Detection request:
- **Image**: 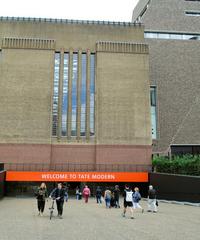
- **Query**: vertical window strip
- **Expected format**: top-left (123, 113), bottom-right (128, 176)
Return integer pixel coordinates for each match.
top-left (81, 53), bottom-right (87, 136)
top-left (71, 53), bottom-right (78, 136)
top-left (52, 52), bottom-right (60, 136)
top-left (150, 87), bottom-right (157, 139)
top-left (90, 54), bottom-right (95, 136)
top-left (61, 53), bottom-right (69, 136)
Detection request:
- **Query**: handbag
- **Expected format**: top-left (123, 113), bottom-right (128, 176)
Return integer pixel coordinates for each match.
top-left (156, 200), bottom-right (158, 206)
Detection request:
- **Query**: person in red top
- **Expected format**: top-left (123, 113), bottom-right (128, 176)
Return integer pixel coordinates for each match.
top-left (82, 185), bottom-right (91, 203)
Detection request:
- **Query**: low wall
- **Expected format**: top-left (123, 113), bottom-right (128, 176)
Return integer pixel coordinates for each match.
top-left (149, 173), bottom-right (200, 203)
top-left (0, 170), bottom-right (6, 198)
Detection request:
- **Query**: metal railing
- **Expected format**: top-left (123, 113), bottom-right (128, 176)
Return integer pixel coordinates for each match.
top-left (0, 16), bottom-right (142, 27)
top-left (4, 163), bottom-right (152, 172)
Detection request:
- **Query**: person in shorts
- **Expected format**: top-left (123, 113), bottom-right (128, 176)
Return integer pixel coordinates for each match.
top-left (122, 185), bottom-right (134, 219)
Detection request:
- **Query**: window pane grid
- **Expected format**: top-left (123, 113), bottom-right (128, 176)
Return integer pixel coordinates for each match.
top-left (61, 53), bottom-right (69, 136)
top-left (145, 31), bottom-right (200, 41)
top-left (52, 52), bottom-right (95, 138)
top-left (52, 52), bottom-right (60, 136)
top-left (150, 87), bottom-right (157, 139)
top-left (71, 53), bottom-right (78, 136)
top-left (90, 54), bottom-right (95, 136)
top-left (81, 53), bottom-right (87, 136)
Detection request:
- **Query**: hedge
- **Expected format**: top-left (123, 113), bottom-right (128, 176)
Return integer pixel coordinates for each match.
top-left (152, 154), bottom-right (200, 176)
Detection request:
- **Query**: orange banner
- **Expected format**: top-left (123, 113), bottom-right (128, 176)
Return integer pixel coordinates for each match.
top-left (6, 171), bottom-right (148, 182)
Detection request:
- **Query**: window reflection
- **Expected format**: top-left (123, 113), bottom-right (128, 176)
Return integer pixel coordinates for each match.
top-left (71, 53), bottom-right (78, 136)
top-left (150, 87), bottom-right (157, 139)
top-left (62, 53), bottom-right (69, 136)
top-left (90, 54), bottom-right (95, 136)
top-left (81, 53), bottom-right (87, 136)
top-left (145, 31), bottom-right (200, 41)
top-left (52, 52), bottom-right (60, 136)
top-left (52, 52), bottom-right (95, 138)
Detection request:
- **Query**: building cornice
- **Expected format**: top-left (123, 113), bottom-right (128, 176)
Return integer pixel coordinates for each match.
top-left (0, 16), bottom-right (143, 27)
top-left (2, 37), bottom-right (55, 50)
top-left (96, 41), bottom-right (149, 54)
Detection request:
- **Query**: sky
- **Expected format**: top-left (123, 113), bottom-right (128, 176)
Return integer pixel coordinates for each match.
top-left (0, 0), bottom-right (139, 22)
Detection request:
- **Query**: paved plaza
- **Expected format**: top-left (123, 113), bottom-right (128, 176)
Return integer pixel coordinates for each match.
top-left (0, 197), bottom-right (199, 240)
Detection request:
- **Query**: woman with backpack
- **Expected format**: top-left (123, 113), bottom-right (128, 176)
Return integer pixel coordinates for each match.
top-left (133, 187), bottom-right (144, 213)
top-left (36, 182), bottom-right (48, 216)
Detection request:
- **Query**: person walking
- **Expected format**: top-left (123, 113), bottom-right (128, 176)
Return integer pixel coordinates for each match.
top-left (63, 183), bottom-right (69, 202)
top-left (76, 186), bottom-right (80, 200)
top-left (96, 186), bottom-right (102, 204)
top-left (147, 185), bottom-right (157, 213)
top-left (122, 185), bottom-right (134, 219)
top-left (36, 182), bottom-right (48, 216)
top-left (104, 188), bottom-right (112, 208)
top-left (133, 187), bottom-right (144, 213)
top-left (82, 185), bottom-right (91, 203)
top-left (50, 183), bottom-right (65, 219)
top-left (113, 185), bottom-right (120, 208)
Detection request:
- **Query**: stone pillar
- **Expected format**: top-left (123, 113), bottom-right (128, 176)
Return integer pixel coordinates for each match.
top-left (67, 50), bottom-right (73, 140)
top-left (77, 50), bottom-right (82, 140)
top-left (86, 50), bottom-right (91, 141)
top-left (57, 50), bottom-right (64, 139)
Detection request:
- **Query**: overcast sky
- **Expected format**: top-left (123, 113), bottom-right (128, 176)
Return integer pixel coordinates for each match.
top-left (0, 0), bottom-right (139, 22)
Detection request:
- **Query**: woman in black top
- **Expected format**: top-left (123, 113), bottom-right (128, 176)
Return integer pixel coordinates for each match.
top-left (50, 183), bottom-right (65, 219)
top-left (36, 182), bottom-right (48, 216)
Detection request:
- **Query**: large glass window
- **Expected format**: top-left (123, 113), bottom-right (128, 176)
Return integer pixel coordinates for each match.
top-left (52, 52), bottom-right (60, 136)
top-left (185, 11), bottom-right (200, 16)
top-left (90, 54), bottom-right (95, 136)
top-left (150, 87), bottom-right (157, 139)
top-left (71, 53), bottom-right (78, 136)
top-left (62, 53), bottom-right (69, 136)
top-left (81, 53), bottom-right (87, 136)
top-left (145, 31), bottom-right (200, 41)
top-left (52, 51), bottom-right (95, 138)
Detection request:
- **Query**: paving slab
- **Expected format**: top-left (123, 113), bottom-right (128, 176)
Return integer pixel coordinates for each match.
top-left (0, 197), bottom-right (199, 240)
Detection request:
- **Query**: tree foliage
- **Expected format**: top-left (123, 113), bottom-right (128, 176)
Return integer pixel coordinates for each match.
top-left (152, 154), bottom-right (200, 176)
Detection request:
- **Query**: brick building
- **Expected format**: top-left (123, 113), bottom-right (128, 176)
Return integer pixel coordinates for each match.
top-left (132, 0), bottom-right (200, 156)
top-left (0, 17), bottom-right (151, 182)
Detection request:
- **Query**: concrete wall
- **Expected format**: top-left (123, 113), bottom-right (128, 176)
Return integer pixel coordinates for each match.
top-left (132, 0), bottom-right (200, 32)
top-left (148, 39), bottom-right (200, 153)
top-left (150, 172), bottom-right (200, 203)
top-left (132, 0), bottom-right (200, 154)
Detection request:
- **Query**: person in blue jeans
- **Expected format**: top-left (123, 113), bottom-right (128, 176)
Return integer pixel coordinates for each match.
top-left (104, 188), bottom-right (112, 208)
top-left (96, 186), bottom-right (102, 204)
top-left (133, 187), bottom-right (144, 213)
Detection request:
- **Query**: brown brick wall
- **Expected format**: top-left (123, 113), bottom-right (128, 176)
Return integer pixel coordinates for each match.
top-left (96, 145), bottom-right (152, 165)
top-left (0, 143), bottom-right (151, 168)
top-left (0, 144), bottom-right (51, 163)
